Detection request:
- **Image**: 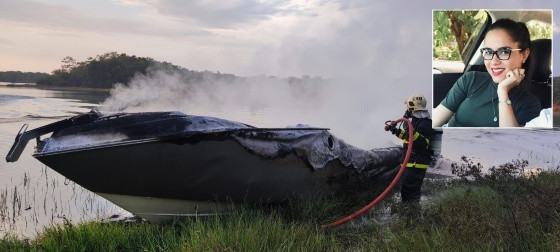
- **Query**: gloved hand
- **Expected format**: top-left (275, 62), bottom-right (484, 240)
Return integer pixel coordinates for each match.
top-left (384, 123), bottom-right (397, 134)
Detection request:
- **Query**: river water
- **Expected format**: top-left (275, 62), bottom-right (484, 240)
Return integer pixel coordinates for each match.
top-left (1, 83), bottom-right (559, 238)
top-left (0, 84), bottom-right (128, 239)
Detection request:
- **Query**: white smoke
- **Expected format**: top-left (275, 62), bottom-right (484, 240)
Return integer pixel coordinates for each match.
top-left (101, 65), bottom-right (405, 149)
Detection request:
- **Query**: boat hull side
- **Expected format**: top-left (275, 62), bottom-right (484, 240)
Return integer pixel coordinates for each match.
top-left (35, 139), bottom-right (362, 203)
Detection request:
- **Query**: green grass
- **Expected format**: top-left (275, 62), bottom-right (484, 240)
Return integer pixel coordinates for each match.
top-left (33, 211), bottom-right (339, 251)
top-left (2, 167), bottom-right (559, 251)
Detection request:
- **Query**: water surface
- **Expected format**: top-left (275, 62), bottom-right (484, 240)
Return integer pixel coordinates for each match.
top-left (0, 84), bottom-right (128, 238)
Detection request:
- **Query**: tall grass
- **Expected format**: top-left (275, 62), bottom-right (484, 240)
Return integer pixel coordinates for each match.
top-left (19, 209), bottom-right (339, 251)
top-left (332, 166), bottom-right (560, 251)
top-left (1, 162), bottom-right (559, 251)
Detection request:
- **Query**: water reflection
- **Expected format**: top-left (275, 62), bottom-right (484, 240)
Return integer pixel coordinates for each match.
top-left (0, 83), bottom-right (110, 105)
top-left (38, 87), bottom-right (110, 105)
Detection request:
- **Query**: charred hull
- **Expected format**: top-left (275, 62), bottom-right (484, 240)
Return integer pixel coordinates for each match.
top-left (36, 139), bottom-right (360, 202)
top-left (6, 110), bottom-right (402, 221)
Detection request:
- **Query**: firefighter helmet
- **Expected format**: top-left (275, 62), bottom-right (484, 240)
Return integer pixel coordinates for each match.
top-left (405, 94), bottom-right (427, 111)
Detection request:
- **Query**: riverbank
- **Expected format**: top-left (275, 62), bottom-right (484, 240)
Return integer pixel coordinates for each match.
top-left (2, 162), bottom-right (559, 251)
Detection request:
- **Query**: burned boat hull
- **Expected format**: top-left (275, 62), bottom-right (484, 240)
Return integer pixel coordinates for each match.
top-left (36, 140), bottom-right (356, 221)
top-left (35, 138), bottom-right (360, 203)
top-left (7, 110), bottom-right (402, 221)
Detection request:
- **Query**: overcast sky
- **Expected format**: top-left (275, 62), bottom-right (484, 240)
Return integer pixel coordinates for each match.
top-left (0, 0), bottom-right (557, 78)
top-left (0, 0), bottom-right (557, 148)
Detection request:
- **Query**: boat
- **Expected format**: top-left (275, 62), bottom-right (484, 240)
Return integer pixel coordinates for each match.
top-left (6, 109), bottom-right (403, 222)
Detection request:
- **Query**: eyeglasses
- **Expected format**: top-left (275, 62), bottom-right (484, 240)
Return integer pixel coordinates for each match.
top-left (480, 47), bottom-right (522, 60)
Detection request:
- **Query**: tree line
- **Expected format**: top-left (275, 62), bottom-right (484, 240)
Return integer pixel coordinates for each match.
top-left (37, 52), bottom-right (159, 88)
top-left (1, 52), bottom-right (323, 90)
top-left (0, 71), bottom-right (49, 83)
top-left (30, 52), bottom-right (236, 88)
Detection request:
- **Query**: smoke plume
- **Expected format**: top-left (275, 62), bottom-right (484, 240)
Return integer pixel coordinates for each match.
top-left (101, 65), bottom-right (404, 149)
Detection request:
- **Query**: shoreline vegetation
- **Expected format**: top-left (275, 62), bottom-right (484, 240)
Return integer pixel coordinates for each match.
top-left (1, 159), bottom-right (559, 251)
top-left (36, 52), bottom-right (237, 89)
top-left (1, 52), bottom-right (239, 89)
top-left (0, 52), bottom-right (321, 91)
top-left (0, 72), bottom-right (48, 84)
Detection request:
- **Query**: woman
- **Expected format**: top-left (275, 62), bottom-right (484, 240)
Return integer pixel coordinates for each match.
top-left (433, 18), bottom-right (541, 127)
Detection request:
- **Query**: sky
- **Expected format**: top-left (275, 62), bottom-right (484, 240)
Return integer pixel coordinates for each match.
top-left (0, 1), bottom-right (558, 148)
top-left (0, 0), bottom-right (557, 78)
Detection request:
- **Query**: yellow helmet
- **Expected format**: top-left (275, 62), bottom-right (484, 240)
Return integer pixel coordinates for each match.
top-left (405, 93), bottom-right (427, 111)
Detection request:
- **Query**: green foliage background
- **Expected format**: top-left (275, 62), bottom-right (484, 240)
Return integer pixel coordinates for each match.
top-left (433, 10), bottom-right (552, 62)
top-left (433, 10), bottom-right (486, 61)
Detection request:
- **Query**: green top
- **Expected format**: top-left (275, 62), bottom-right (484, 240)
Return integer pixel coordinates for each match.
top-left (441, 71), bottom-right (541, 127)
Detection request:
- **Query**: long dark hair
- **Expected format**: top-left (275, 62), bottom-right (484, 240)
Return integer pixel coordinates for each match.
top-left (486, 18), bottom-right (532, 88)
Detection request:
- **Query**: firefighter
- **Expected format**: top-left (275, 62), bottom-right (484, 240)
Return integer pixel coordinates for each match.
top-left (388, 94), bottom-right (434, 203)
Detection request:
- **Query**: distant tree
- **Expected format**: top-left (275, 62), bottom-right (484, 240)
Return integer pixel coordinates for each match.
top-left (0, 71), bottom-right (49, 83)
top-left (38, 52), bottom-right (156, 88)
top-left (36, 52), bottom-right (242, 89)
top-left (61, 56), bottom-right (77, 72)
top-left (36, 51), bottom-right (321, 89)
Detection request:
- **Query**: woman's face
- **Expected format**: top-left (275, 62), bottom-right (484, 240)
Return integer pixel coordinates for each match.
top-left (483, 29), bottom-right (529, 84)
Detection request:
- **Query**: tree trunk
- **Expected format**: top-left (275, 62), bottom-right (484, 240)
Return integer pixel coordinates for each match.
top-left (447, 11), bottom-right (466, 61)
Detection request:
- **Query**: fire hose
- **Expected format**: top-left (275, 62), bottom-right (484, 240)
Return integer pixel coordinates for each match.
top-left (321, 117), bottom-right (414, 229)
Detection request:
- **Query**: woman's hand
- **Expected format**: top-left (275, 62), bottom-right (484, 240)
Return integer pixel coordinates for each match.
top-left (497, 68), bottom-right (525, 93)
top-left (496, 68), bottom-right (524, 127)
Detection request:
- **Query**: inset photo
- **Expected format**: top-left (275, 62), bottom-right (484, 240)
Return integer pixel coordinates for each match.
top-left (432, 10), bottom-right (553, 128)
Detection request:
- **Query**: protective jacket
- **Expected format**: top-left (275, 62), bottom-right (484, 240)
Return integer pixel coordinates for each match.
top-left (395, 117), bottom-right (434, 167)
top-left (393, 116), bottom-right (434, 202)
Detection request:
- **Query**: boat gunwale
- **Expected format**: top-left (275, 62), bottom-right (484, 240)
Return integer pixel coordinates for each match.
top-left (33, 127), bottom-right (331, 157)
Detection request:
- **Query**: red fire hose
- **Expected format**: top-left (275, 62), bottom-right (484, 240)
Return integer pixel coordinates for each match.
top-left (321, 117), bottom-right (414, 229)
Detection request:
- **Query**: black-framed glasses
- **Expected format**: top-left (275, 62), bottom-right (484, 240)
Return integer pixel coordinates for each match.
top-left (480, 47), bottom-right (522, 60)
